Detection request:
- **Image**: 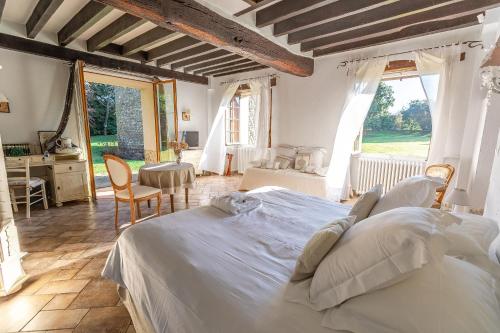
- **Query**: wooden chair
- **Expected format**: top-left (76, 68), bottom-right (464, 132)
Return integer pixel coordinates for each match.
top-left (7, 159), bottom-right (48, 219)
top-left (103, 155), bottom-right (162, 227)
top-left (425, 163), bottom-right (455, 208)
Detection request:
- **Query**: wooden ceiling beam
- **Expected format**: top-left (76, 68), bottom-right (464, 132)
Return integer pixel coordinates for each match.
top-left (156, 44), bottom-right (217, 67)
top-left (183, 54), bottom-right (242, 72)
top-left (26, 0), bottom-right (64, 39)
top-left (99, 43), bottom-right (148, 62)
top-left (301, 0), bottom-right (500, 52)
top-left (0, 32), bottom-right (207, 84)
top-left (274, 0), bottom-right (384, 36)
top-left (169, 49), bottom-right (231, 70)
top-left (58, 1), bottom-right (113, 46)
top-left (87, 13), bottom-right (145, 52)
top-left (203, 62), bottom-right (261, 76)
top-left (147, 35), bottom-right (201, 61)
top-left (93, 0), bottom-right (314, 77)
top-left (195, 59), bottom-right (253, 75)
top-left (198, 59), bottom-right (260, 76)
top-left (213, 65), bottom-right (268, 77)
top-left (256, 0), bottom-right (328, 27)
top-left (122, 26), bottom-right (175, 56)
top-left (288, 0), bottom-right (454, 45)
top-left (314, 14), bottom-right (480, 57)
top-left (235, 0), bottom-right (279, 18)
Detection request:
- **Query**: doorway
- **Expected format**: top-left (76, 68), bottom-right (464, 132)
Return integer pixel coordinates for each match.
top-left (83, 72), bottom-right (159, 194)
top-left (154, 79), bottom-right (179, 162)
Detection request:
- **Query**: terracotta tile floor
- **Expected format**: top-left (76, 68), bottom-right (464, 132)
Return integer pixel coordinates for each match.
top-left (1, 175), bottom-right (242, 333)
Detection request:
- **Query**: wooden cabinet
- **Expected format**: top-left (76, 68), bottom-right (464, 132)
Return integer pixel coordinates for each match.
top-left (50, 160), bottom-right (90, 207)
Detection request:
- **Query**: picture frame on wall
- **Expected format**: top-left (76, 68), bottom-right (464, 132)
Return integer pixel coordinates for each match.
top-left (182, 111), bottom-right (191, 121)
top-left (0, 101), bottom-right (9, 113)
top-left (38, 131), bottom-right (57, 152)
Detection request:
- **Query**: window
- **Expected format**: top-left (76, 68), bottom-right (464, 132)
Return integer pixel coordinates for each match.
top-left (225, 88), bottom-right (257, 146)
top-left (360, 73), bottom-right (432, 160)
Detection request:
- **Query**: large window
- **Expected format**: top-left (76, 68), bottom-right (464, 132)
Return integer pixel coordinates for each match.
top-left (359, 74), bottom-right (432, 159)
top-left (225, 88), bottom-right (257, 146)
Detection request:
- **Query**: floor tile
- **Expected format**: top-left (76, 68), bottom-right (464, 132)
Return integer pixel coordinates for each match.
top-left (43, 293), bottom-right (78, 310)
top-left (0, 295), bottom-right (53, 332)
top-left (70, 279), bottom-right (119, 309)
top-left (22, 309), bottom-right (89, 331)
top-left (74, 306), bottom-right (130, 333)
top-left (36, 279), bottom-right (90, 295)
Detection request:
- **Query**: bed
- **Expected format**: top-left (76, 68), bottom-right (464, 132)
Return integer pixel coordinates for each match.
top-left (103, 187), bottom-right (350, 333)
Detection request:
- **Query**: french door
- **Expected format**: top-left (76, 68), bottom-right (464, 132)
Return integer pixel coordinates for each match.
top-left (154, 80), bottom-right (178, 162)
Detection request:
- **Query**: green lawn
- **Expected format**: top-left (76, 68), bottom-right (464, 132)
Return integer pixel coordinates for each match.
top-left (91, 135), bottom-right (145, 175)
top-left (361, 131), bottom-right (431, 159)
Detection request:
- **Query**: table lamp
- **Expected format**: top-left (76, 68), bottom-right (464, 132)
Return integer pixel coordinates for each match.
top-left (448, 188), bottom-right (470, 213)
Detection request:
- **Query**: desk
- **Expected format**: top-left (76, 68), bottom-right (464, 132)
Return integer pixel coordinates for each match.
top-left (5, 155), bottom-right (90, 207)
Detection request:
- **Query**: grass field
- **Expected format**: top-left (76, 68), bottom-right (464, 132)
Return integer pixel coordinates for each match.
top-left (90, 135), bottom-right (145, 175)
top-left (362, 131), bottom-right (431, 159)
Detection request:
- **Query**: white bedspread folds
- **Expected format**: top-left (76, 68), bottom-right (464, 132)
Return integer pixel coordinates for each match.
top-left (103, 187), bottom-right (350, 333)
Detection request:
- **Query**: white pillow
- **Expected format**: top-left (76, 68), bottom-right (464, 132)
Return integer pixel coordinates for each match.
top-left (369, 175), bottom-right (444, 216)
top-left (297, 147), bottom-right (326, 169)
top-left (323, 256), bottom-right (500, 333)
top-left (349, 185), bottom-right (382, 223)
top-left (303, 207), bottom-right (449, 310)
top-left (275, 144), bottom-right (297, 159)
top-left (291, 216), bottom-right (355, 282)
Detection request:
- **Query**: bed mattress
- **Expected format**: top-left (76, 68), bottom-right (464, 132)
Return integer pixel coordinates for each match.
top-left (103, 187), bottom-right (350, 333)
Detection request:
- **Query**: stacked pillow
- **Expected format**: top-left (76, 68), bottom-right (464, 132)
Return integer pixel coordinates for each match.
top-left (250, 145), bottom-right (327, 173)
top-left (287, 206), bottom-right (500, 333)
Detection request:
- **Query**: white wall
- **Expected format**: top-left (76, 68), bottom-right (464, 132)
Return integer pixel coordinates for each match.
top-left (176, 80), bottom-right (208, 147)
top-left (0, 48), bottom-right (76, 149)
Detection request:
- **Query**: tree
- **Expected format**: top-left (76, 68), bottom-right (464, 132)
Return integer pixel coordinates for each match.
top-left (401, 100), bottom-right (432, 132)
top-left (364, 82), bottom-right (397, 131)
top-left (85, 82), bottom-right (117, 136)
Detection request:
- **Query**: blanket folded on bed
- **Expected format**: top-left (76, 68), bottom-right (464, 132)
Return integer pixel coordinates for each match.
top-left (211, 192), bottom-right (262, 215)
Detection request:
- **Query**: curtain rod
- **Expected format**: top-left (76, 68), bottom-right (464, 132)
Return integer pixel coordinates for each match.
top-left (337, 40), bottom-right (483, 68)
top-left (219, 73), bottom-right (279, 86)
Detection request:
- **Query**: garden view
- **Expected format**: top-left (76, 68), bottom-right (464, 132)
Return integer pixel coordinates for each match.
top-left (362, 79), bottom-right (432, 159)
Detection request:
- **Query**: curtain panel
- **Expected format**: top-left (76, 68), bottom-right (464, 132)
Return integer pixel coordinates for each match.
top-left (200, 82), bottom-right (239, 175)
top-left (326, 58), bottom-right (388, 201)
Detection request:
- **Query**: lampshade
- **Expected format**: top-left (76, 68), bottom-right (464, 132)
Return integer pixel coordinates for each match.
top-left (447, 188), bottom-right (470, 206)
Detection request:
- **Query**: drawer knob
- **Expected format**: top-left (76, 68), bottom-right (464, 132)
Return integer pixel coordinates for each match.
top-left (57, 186), bottom-right (61, 190)
top-left (69, 166), bottom-right (72, 170)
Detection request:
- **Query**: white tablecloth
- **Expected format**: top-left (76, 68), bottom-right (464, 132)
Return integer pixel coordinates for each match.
top-left (138, 162), bottom-right (195, 194)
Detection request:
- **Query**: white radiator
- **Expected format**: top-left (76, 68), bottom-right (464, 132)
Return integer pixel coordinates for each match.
top-left (236, 146), bottom-right (257, 174)
top-left (356, 155), bottom-right (426, 195)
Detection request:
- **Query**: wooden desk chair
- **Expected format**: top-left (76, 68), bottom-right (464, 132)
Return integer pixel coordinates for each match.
top-left (7, 159), bottom-right (48, 219)
top-left (103, 155), bottom-right (162, 227)
top-left (425, 163), bottom-right (455, 208)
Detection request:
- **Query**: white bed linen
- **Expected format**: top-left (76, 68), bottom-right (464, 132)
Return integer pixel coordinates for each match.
top-left (102, 187), bottom-right (350, 333)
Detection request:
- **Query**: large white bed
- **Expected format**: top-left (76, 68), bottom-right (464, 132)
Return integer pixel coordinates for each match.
top-left (103, 188), bottom-right (351, 333)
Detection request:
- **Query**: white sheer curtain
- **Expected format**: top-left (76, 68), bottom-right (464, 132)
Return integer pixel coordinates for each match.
top-left (326, 57), bottom-right (388, 201)
top-left (414, 49), bottom-right (459, 164)
top-left (249, 78), bottom-right (271, 159)
top-left (199, 82), bottom-right (239, 175)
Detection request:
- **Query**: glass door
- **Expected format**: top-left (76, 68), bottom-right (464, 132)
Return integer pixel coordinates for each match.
top-left (154, 80), bottom-right (178, 162)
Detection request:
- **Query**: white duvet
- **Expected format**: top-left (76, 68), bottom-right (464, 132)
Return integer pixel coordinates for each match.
top-left (102, 187), bottom-right (350, 333)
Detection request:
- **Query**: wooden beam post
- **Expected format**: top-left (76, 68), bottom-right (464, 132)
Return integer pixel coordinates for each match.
top-left (26, 0), bottom-right (64, 39)
top-left (93, 0), bottom-right (314, 76)
top-left (256, 0), bottom-right (328, 27)
top-left (58, 2), bottom-right (113, 46)
top-left (0, 33), bottom-right (208, 85)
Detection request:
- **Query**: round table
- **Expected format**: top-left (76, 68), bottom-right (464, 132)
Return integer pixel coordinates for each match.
top-left (138, 162), bottom-right (196, 212)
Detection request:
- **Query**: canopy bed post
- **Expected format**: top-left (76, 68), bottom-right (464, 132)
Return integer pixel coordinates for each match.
top-left (0, 134), bottom-right (27, 296)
